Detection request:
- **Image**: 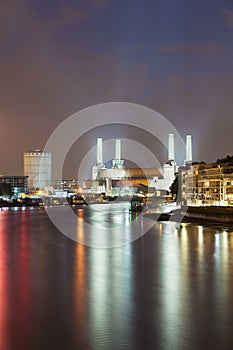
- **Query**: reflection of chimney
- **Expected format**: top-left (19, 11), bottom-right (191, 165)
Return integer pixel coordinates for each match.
top-left (97, 138), bottom-right (103, 164)
top-left (115, 139), bottom-right (121, 160)
top-left (185, 135), bottom-right (192, 164)
top-left (168, 133), bottom-right (175, 161)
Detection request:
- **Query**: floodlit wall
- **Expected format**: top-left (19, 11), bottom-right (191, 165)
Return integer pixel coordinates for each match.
top-left (24, 152), bottom-right (52, 189)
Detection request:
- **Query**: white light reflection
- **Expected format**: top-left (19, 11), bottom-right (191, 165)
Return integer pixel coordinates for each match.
top-left (213, 228), bottom-right (231, 332)
top-left (215, 232), bottom-right (220, 248)
top-left (220, 230), bottom-right (229, 271)
top-left (222, 230), bottom-right (228, 248)
top-left (74, 206), bottom-right (153, 248)
top-left (180, 224), bottom-right (189, 266)
top-left (197, 225), bottom-right (204, 263)
top-left (88, 246), bottom-right (132, 348)
top-left (214, 230), bottom-right (229, 261)
top-left (160, 222), bottom-right (187, 347)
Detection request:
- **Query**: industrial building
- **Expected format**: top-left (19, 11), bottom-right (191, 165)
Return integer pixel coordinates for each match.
top-left (84, 134), bottom-right (193, 196)
top-left (24, 151), bottom-right (52, 190)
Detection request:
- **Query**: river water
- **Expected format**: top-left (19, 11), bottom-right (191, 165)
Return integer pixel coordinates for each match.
top-left (1, 206), bottom-right (233, 350)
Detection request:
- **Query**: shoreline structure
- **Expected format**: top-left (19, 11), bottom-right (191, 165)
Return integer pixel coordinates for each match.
top-left (1, 198), bottom-right (233, 226)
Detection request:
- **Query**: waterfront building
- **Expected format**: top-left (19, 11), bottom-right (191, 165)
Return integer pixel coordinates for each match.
top-left (180, 163), bottom-right (233, 206)
top-left (0, 175), bottom-right (28, 197)
top-left (52, 179), bottom-right (79, 191)
top-left (24, 151), bottom-right (52, 190)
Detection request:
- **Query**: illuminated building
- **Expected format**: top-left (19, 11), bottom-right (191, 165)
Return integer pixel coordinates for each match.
top-left (86, 134), bottom-right (191, 195)
top-left (180, 163), bottom-right (233, 206)
top-left (0, 175), bottom-right (28, 197)
top-left (24, 151), bottom-right (52, 190)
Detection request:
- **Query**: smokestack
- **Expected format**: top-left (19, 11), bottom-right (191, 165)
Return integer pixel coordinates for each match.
top-left (112, 139), bottom-right (124, 169)
top-left (97, 138), bottom-right (103, 164)
top-left (168, 133), bottom-right (175, 161)
top-left (115, 139), bottom-right (121, 160)
top-left (185, 135), bottom-right (192, 164)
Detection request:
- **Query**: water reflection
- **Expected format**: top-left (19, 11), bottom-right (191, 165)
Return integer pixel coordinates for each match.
top-left (157, 221), bottom-right (233, 349)
top-left (79, 206), bottom-right (136, 247)
top-left (46, 205), bottom-right (153, 248)
top-left (74, 241), bottom-right (87, 346)
top-left (88, 245), bottom-right (133, 349)
top-left (0, 210), bottom-right (33, 349)
top-left (0, 211), bottom-right (9, 350)
top-left (197, 225), bottom-right (204, 262)
top-left (15, 212), bottom-right (31, 350)
top-left (1, 208), bottom-right (233, 349)
top-left (158, 222), bottom-right (189, 347)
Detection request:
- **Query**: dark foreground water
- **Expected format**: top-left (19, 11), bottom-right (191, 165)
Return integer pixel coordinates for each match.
top-left (1, 207), bottom-right (233, 350)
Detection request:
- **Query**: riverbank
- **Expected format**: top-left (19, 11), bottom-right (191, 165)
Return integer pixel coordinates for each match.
top-left (1, 199), bottom-right (233, 227)
top-left (0, 198), bottom-right (42, 208)
top-left (143, 205), bottom-right (233, 226)
top-left (182, 206), bottom-right (233, 224)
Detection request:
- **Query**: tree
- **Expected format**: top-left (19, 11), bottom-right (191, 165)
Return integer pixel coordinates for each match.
top-left (0, 183), bottom-right (13, 197)
top-left (169, 173), bottom-right (181, 203)
top-left (192, 161), bottom-right (206, 165)
top-left (217, 155), bottom-right (233, 165)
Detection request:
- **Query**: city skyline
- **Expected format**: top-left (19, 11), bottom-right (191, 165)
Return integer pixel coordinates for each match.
top-left (0, 0), bottom-right (232, 177)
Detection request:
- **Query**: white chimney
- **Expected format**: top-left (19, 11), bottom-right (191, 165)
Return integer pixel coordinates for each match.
top-left (185, 135), bottom-right (192, 164)
top-left (97, 138), bottom-right (103, 164)
top-left (115, 139), bottom-right (121, 160)
top-left (168, 133), bottom-right (175, 161)
top-left (112, 139), bottom-right (124, 169)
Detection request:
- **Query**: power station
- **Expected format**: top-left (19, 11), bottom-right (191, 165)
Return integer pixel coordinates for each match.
top-left (88, 134), bottom-right (193, 195)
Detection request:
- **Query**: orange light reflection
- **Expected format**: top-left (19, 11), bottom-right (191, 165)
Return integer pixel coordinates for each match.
top-left (74, 209), bottom-right (86, 339)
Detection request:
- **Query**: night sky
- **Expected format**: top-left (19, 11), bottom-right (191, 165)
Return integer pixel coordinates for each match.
top-left (0, 0), bottom-right (232, 178)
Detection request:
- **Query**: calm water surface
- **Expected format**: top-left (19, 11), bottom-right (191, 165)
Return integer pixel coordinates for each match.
top-left (1, 207), bottom-right (233, 350)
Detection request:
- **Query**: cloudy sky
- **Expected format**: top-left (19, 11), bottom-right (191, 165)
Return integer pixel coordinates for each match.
top-left (0, 0), bottom-right (232, 177)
